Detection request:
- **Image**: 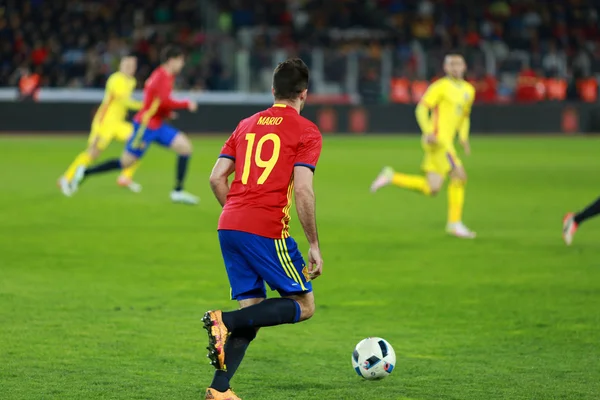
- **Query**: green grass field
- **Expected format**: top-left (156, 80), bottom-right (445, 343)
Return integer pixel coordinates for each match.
top-left (1, 135), bottom-right (599, 400)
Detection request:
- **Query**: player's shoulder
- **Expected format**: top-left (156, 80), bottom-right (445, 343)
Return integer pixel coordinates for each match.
top-left (293, 113), bottom-right (320, 136)
top-left (106, 72), bottom-right (121, 84)
top-left (427, 78), bottom-right (446, 91)
top-left (147, 67), bottom-right (166, 83)
top-left (463, 80), bottom-right (476, 94)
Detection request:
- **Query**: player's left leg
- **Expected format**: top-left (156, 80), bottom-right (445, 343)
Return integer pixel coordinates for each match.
top-left (165, 131), bottom-right (199, 204)
top-left (59, 131), bottom-right (108, 196)
top-left (207, 297), bottom-right (261, 400)
top-left (563, 196), bottom-right (600, 245)
top-left (204, 233), bottom-right (313, 394)
top-left (71, 122), bottom-right (150, 193)
top-left (446, 152), bottom-right (476, 238)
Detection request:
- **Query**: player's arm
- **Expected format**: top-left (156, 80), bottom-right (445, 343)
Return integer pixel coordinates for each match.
top-left (415, 82), bottom-right (442, 144)
top-left (124, 97), bottom-right (143, 111)
top-left (209, 132), bottom-right (237, 207)
top-left (295, 167), bottom-right (319, 246)
top-left (210, 158), bottom-right (235, 207)
top-left (294, 126), bottom-right (323, 279)
top-left (458, 87), bottom-right (475, 155)
top-left (156, 80), bottom-right (196, 112)
top-left (110, 77), bottom-right (142, 111)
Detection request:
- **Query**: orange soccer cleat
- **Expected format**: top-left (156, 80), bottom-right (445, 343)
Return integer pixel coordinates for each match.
top-left (202, 310), bottom-right (229, 370)
top-left (204, 388), bottom-right (241, 400)
top-left (562, 212), bottom-right (578, 246)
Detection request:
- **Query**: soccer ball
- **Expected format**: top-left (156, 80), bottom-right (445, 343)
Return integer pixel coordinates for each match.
top-left (352, 337), bottom-right (396, 380)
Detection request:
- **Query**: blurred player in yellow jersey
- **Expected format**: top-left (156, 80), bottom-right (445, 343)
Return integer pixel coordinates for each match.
top-left (58, 54), bottom-right (142, 196)
top-left (371, 53), bottom-right (477, 238)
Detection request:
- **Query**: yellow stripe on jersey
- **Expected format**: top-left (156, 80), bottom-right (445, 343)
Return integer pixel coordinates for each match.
top-left (280, 239), bottom-right (307, 290)
top-left (131, 98), bottom-right (161, 148)
top-left (280, 178), bottom-right (294, 238)
top-left (274, 239), bottom-right (295, 280)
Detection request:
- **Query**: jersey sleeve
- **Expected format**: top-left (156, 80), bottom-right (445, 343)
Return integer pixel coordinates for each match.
top-left (415, 81), bottom-right (443, 135)
top-left (219, 126), bottom-right (239, 160)
top-left (153, 75), bottom-right (190, 110)
top-left (294, 125), bottom-right (323, 171)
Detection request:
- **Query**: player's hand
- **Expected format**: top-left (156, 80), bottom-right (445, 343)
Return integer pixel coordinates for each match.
top-left (461, 140), bottom-right (471, 156)
top-left (423, 134), bottom-right (437, 145)
top-left (170, 111), bottom-right (179, 120)
top-left (188, 101), bottom-right (198, 112)
top-left (307, 245), bottom-right (323, 280)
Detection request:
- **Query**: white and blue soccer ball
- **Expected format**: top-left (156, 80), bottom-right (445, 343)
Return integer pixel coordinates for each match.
top-left (352, 337), bottom-right (396, 380)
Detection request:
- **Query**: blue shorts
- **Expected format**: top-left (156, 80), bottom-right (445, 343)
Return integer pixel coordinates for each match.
top-left (125, 121), bottom-right (179, 158)
top-left (219, 230), bottom-right (313, 301)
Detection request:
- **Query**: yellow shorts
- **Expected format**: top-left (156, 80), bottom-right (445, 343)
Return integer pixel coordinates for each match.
top-left (88, 121), bottom-right (133, 151)
top-left (421, 143), bottom-right (463, 177)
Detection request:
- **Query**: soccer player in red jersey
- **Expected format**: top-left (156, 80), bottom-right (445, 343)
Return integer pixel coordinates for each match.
top-left (72, 46), bottom-right (200, 204)
top-left (202, 58), bottom-right (323, 400)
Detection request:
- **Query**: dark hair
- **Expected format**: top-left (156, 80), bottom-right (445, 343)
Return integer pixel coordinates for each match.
top-left (273, 58), bottom-right (309, 100)
top-left (161, 46), bottom-right (184, 63)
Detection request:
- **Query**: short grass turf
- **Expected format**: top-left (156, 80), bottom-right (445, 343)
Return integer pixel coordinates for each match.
top-left (1, 135), bottom-right (599, 400)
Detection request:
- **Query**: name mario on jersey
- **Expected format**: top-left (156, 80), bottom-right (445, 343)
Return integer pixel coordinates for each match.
top-left (257, 116), bottom-right (284, 126)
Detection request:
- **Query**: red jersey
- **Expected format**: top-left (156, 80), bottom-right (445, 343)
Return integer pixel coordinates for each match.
top-left (218, 104), bottom-right (323, 239)
top-left (134, 67), bottom-right (190, 129)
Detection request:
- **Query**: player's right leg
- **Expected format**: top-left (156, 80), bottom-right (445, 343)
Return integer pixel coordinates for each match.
top-left (164, 130), bottom-right (199, 204)
top-left (371, 146), bottom-right (445, 195)
top-left (370, 166), bottom-right (433, 195)
top-left (563, 196), bottom-right (600, 245)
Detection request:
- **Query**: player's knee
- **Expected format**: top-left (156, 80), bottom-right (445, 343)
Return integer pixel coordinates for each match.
top-left (428, 182), bottom-right (443, 196)
top-left (451, 170), bottom-right (468, 183)
top-left (120, 154), bottom-right (137, 168)
top-left (87, 147), bottom-right (101, 160)
top-left (297, 297), bottom-right (316, 322)
top-left (181, 140), bottom-right (193, 155)
top-left (174, 133), bottom-right (193, 156)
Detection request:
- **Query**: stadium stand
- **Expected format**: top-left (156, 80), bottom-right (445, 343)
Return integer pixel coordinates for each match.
top-left (2, 0), bottom-right (600, 102)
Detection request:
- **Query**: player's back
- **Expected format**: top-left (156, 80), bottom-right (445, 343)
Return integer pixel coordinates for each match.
top-left (218, 104), bottom-right (322, 239)
top-left (135, 67), bottom-right (174, 127)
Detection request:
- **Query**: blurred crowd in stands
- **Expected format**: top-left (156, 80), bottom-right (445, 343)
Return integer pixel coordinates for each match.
top-left (2, 0), bottom-right (600, 103)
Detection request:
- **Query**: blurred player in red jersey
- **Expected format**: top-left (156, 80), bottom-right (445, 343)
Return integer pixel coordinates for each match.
top-left (72, 46), bottom-right (200, 204)
top-left (202, 58), bottom-right (323, 400)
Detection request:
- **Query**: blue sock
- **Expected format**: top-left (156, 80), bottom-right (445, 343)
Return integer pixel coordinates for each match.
top-left (221, 298), bottom-right (301, 331)
top-left (175, 155), bottom-right (189, 191)
top-left (84, 159), bottom-right (122, 177)
top-left (210, 328), bottom-right (257, 392)
top-left (575, 197), bottom-right (600, 225)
